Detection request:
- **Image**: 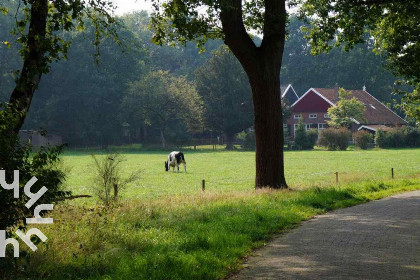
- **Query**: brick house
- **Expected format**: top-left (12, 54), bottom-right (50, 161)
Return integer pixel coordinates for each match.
top-left (286, 87), bottom-right (407, 139)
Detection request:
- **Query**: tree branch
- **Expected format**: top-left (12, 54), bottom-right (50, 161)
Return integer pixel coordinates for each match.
top-left (219, 0), bottom-right (258, 71)
top-left (260, 0), bottom-right (287, 65)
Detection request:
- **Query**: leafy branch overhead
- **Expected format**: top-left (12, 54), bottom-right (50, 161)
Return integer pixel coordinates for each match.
top-left (12, 0), bottom-right (120, 73)
top-left (3, 0), bottom-right (121, 136)
top-left (297, 0), bottom-right (420, 121)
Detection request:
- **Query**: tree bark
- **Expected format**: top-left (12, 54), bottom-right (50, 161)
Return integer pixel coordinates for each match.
top-left (8, 0), bottom-right (48, 135)
top-left (220, 0), bottom-right (288, 189)
top-left (248, 64), bottom-right (287, 188)
top-left (225, 133), bottom-right (235, 150)
top-left (160, 128), bottom-right (166, 149)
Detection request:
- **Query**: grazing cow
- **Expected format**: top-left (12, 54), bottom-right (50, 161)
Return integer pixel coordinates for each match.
top-left (165, 151), bottom-right (186, 172)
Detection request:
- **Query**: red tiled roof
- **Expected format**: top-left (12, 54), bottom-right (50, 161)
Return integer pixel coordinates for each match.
top-left (312, 88), bottom-right (407, 125)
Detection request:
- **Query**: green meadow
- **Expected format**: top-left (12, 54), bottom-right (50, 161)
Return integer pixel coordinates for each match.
top-left (5, 148), bottom-right (420, 279)
top-left (62, 148), bottom-right (420, 200)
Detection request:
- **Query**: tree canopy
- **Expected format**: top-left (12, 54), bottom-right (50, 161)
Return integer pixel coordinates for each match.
top-left (298, 0), bottom-right (420, 121)
top-left (122, 70), bottom-right (204, 149)
top-left (195, 47), bottom-right (253, 149)
top-left (327, 88), bottom-right (366, 128)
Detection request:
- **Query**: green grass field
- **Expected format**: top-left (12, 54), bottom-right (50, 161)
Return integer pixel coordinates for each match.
top-left (62, 148), bottom-right (420, 200)
top-left (4, 148), bottom-right (420, 279)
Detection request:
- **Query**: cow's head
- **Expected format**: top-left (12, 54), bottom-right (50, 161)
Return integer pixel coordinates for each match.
top-left (165, 161), bottom-right (169, 171)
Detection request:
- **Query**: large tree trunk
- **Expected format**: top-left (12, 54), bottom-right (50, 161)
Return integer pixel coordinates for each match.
top-left (220, 0), bottom-right (288, 189)
top-left (225, 133), bottom-right (235, 150)
top-left (7, 0), bottom-right (48, 135)
top-left (160, 128), bottom-right (166, 149)
top-left (248, 64), bottom-right (286, 188)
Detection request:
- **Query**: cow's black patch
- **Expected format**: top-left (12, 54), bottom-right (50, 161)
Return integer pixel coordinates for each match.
top-left (175, 152), bottom-right (183, 163)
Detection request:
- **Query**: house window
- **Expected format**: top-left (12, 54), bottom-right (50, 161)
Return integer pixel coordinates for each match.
top-left (306, 123), bottom-right (317, 130)
top-left (293, 114), bottom-right (301, 119)
top-left (318, 123), bottom-right (328, 130)
top-left (324, 114), bottom-right (330, 119)
top-left (309, 114), bottom-right (317, 119)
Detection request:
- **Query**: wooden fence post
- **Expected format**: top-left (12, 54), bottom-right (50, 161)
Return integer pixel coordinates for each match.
top-left (335, 172), bottom-right (339, 184)
top-left (202, 180), bottom-right (205, 192)
top-left (391, 168), bottom-right (394, 179)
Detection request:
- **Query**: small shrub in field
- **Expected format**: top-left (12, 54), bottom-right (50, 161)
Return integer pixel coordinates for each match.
top-left (91, 153), bottom-right (140, 206)
top-left (240, 131), bottom-right (255, 150)
top-left (318, 128), bottom-right (350, 150)
top-left (306, 129), bottom-right (319, 149)
top-left (353, 131), bottom-right (373, 149)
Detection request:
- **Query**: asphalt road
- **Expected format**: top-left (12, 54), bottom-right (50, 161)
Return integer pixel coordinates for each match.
top-left (232, 190), bottom-right (420, 280)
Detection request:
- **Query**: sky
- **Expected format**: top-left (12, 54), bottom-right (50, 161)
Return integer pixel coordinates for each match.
top-left (113, 0), bottom-right (153, 15)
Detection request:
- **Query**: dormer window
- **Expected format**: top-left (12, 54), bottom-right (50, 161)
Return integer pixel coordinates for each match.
top-left (294, 114), bottom-right (301, 119)
top-left (324, 114), bottom-right (330, 119)
top-left (309, 114), bottom-right (317, 119)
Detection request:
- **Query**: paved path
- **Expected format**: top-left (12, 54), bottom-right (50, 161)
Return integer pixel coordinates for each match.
top-left (232, 190), bottom-right (420, 280)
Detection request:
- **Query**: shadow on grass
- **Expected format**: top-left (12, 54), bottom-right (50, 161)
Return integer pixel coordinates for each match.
top-left (2, 182), bottom-right (417, 280)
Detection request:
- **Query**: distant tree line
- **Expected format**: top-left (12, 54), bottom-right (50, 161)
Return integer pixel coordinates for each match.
top-left (0, 9), bottom-right (406, 147)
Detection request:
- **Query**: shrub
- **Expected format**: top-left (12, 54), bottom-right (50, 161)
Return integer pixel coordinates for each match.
top-left (375, 129), bottom-right (387, 148)
top-left (239, 131), bottom-right (255, 150)
top-left (91, 153), bottom-right (140, 206)
top-left (318, 128), bottom-right (351, 150)
top-left (0, 104), bottom-right (69, 234)
top-left (387, 128), bottom-right (406, 147)
top-left (306, 129), bottom-right (319, 149)
top-left (353, 131), bottom-right (373, 149)
top-left (294, 119), bottom-right (307, 150)
top-left (406, 128), bottom-right (420, 147)
top-left (376, 127), bottom-right (420, 148)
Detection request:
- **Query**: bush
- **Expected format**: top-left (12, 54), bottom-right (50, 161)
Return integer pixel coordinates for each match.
top-left (353, 131), bottom-right (373, 149)
top-left (91, 153), bottom-right (140, 206)
top-left (406, 129), bottom-right (420, 147)
top-left (239, 131), bottom-right (255, 150)
top-left (376, 127), bottom-right (420, 148)
top-left (0, 104), bottom-right (69, 234)
top-left (294, 118), bottom-right (318, 150)
top-left (306, 129), bottom-right (319, 149)
top-left (318, 128), bottom-right (351, 150)
top-left (375, 130), bottom-right (387, 148)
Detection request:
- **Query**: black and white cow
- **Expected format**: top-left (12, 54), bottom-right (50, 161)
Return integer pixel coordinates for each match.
top-left (165, 151), bottom-right (186, 172)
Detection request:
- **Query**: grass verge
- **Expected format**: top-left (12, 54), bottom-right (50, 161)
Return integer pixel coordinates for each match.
top-left (5, 179), bottom-right (420, 280)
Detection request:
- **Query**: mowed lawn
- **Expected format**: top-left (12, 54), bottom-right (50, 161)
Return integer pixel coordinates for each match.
top-left (62, 148), bottom-right (420, 199)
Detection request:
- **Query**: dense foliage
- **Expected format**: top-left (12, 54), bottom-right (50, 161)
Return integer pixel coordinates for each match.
top-left (318, 128), bottom-right (351, 151)
top-left (375, 127), bottom-right (420, 149)
top-left (0, 104), bottom-right (68, 234)
top-left (353, 131), bottom-right (373, 150)
top-left (327, 88), bottom-right (366, 128)
top-left (294, 118), bottom-right (318, 150)
top-left (298, 0), bottom-right (420, 122)
top-left (122, 70), bottom-right (204, 148)
top-left (195, 47), bottom-right (253, 149)
top-left (0, 9), bottom-right (406, 147)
